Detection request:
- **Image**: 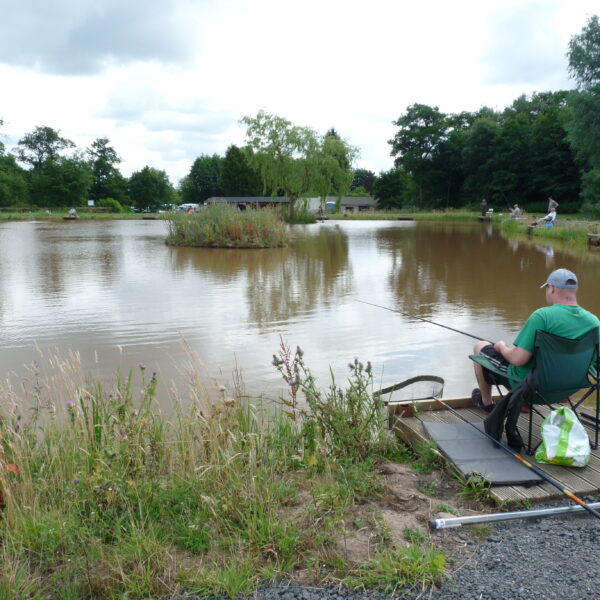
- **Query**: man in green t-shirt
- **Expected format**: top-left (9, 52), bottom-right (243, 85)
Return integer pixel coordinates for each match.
top-left (470, 268), bottom-right (600, 413)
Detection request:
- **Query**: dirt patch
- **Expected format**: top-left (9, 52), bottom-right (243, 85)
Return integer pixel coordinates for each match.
top-left (332, 461), bottom-right (483, 567)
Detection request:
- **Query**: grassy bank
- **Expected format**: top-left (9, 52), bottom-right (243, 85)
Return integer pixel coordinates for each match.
top-left (328, 210), bottom-right (483, 222)
top-left (0, 210), bottom-right (149, 221)
top-left (500, 217), bottom-right (598, 244)
top-left (0, 345), bottom-right (451, 599)
top-left (165, 204), bottom-right (289, 248)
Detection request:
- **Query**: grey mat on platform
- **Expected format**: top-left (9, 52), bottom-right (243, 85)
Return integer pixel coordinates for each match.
top-left (422, 421), bottom-right (542, 486)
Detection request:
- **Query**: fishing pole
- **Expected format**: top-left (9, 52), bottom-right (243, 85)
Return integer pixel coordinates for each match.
top-left (357, 300), bottom-right (485, 342)
top-left (437, 398), bottom-right (600, 522)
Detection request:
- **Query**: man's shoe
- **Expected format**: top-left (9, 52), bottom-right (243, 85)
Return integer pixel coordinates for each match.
top-left (471, 388), bottom-right (495, 414)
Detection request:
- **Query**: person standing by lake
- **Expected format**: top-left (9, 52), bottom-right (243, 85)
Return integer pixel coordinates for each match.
top-left (480, 198), bottom-right (488, 216)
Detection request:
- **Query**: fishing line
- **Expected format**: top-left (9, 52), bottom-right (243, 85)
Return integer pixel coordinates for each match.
top-left (357, 299), bottom-right (485, 342)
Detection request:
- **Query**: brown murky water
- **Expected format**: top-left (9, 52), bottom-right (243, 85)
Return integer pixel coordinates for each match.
top-left (1, 219), bottom-right (599, 403)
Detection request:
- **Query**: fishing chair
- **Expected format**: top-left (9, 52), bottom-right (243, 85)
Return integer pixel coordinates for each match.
top-left (470, 327), bottom-right (600, 454)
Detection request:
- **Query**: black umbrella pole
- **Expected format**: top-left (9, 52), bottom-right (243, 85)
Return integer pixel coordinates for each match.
top-left (437, 399), bottom-right (600, 522)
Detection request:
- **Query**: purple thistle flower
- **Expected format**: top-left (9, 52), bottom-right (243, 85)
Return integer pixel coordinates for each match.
top-left (337, 388), bottom-right (344, 397)
top-left (288, 379), bottom-right (294, 386)
top-left (65, 400), bottom-right (74, 407)
top-left (347, 362), bottom-right (353, 369)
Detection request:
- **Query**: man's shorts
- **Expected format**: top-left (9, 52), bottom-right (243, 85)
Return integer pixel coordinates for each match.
top-left (480, 344), bottom-right (511, 388)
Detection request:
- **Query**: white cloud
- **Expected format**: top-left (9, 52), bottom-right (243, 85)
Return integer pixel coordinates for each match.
top-left (0, 0), bottom-right (205, 74)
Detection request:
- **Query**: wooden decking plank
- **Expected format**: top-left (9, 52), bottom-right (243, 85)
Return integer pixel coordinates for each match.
top-left (390, 400), bottom-right (600, 505)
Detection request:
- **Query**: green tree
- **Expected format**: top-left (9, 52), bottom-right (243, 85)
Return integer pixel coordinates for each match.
top-left (221, 145), bottom-right (262, 196)
top-left (241, 110), bottom-right (321, 208)
top-left (16, 126), bottom-right (75, 169)
top-left (241, 112), bottom-right (357, 213)
top-left (86, 137), bottom-right (128, 204)
top-left (565, 14), bottom-right (600, 204)
top-left (351, 168), bottom-right (376, 195)
top-left (183, 154), bottom-right (224, 203)
top-left (128, 166), bottom-right (175, 211)
top-left (372, 168), bottom-right (412, 209)
top-left (0, 154), bottom-right (29, 206)
top-left (0, 118), bottom-right (29, 206)
top-left (461, 117), bottom-right (500, 202)
top-left (313, 129), bottom-right (358, 205)
top-left (388, 104), bottom-right (449, 206)
top-left (568, 14), bottom-right (600, 88)
top-left (29, 155), bottom-right (93, 207)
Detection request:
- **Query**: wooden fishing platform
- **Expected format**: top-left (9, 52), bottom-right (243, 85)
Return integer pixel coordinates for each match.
top-left (389, 397), bottom-right (600, 505)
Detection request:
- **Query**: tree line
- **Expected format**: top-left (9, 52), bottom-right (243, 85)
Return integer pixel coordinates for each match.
top-left (0, 125), bottom-right (177, 212)
top-left (375, 14), bottom-right (600, 214)
top-left (1, 15), bottom-right (598, 215)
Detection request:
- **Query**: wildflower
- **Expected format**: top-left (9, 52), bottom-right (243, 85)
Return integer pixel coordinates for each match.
top-left (65, 400), bottom-right (74, 407)
top-left (136, 362), bottom-right (145, 370)
top-left (347, 362), bottom-right (354, 369)
top-left (337, 388), bottom-right (344, 397)
top-left (288, 379), bottom-right (294, 387)
top-left (73, 479), bottom-right (80, 485)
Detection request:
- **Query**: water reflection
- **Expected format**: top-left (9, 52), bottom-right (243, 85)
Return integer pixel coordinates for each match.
top-left (169, 225), bottom-right (351, 327)
top-left (1, 219), bottom-right (600, 401)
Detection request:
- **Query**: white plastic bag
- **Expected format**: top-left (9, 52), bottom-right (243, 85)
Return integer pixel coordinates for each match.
top-left (535, 407), bottom-right (590, 467)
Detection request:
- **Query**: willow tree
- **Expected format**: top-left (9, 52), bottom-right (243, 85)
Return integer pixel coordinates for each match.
top-left (240, 111), bottom-right (356, 213)
top-left (313, 128), bottom-right (359, 210)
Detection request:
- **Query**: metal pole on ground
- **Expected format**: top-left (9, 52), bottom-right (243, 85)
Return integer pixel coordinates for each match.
top-left (429, 502), bottom-right (600, 530)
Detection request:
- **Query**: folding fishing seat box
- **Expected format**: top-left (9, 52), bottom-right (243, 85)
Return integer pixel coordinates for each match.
top-left (470, 327), bottom-right (600, 454)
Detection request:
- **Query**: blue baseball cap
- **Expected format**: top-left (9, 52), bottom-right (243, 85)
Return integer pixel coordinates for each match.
top-left (540, 268), bottom-right (578, 289)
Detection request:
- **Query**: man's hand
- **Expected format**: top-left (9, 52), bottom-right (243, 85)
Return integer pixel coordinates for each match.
top-left (494, 341), bottom-right (532, 367)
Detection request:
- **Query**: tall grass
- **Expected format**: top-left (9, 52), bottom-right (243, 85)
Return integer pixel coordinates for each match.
top-left (0, 346), bottom-right (444, 599)
top-left (500, 218), bottom-right (591, 244)
top-left (165, 203), bottom-right (289, 248)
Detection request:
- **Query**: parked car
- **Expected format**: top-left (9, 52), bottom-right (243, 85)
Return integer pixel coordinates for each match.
top-left (177, 203), bottom-right (200, 212)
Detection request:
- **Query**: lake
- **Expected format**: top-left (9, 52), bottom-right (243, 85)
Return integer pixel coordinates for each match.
top-left (1, 218), bottom-right (599, 404)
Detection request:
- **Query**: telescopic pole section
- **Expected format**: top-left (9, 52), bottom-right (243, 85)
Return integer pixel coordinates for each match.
top-left (429, 502), bottom-right (600, 530)
top-left (437, 399), bottom-right (600, 522)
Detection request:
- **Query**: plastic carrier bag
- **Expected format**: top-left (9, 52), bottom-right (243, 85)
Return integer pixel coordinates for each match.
top-left (535, 407), bottom-right (590, 467)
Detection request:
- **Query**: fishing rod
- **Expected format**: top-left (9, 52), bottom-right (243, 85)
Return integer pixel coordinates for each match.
top-left (357, 300), bottom-right (484, 342)
top-left (437, 398), bottom-right (600, 522)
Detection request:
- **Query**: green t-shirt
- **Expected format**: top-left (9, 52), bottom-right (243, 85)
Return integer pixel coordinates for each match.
top-left (508, 303), bottom-right (600, 381)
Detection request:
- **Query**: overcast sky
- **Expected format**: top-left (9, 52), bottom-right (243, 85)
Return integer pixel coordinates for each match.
top-left (0, 0), bottom-right (597, 185)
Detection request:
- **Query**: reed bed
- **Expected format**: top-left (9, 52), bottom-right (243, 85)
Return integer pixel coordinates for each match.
top-left (0, 346), bottom-right (444, 599)
top-left (165, 204), bottom-right (289, 248)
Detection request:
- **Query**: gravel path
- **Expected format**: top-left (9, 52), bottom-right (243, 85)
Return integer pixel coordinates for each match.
top-left (170, 501), bottom-right (600, 600)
